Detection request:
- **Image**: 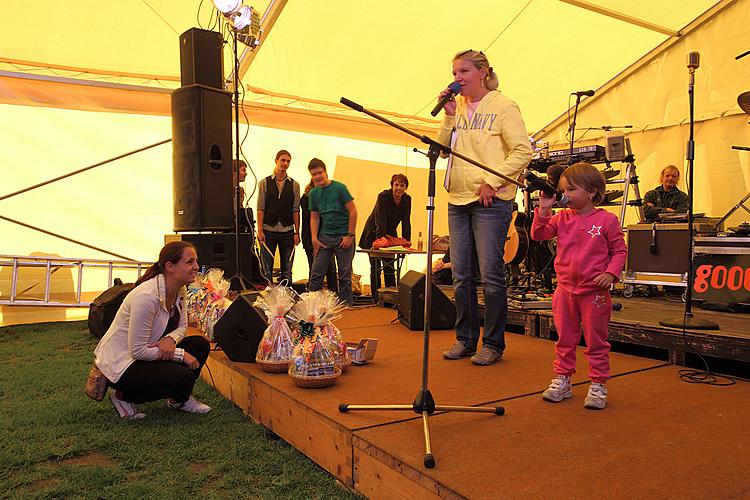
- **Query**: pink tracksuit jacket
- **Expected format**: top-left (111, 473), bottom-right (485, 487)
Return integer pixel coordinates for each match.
top-left (531, 207), bottom-right (628, 382)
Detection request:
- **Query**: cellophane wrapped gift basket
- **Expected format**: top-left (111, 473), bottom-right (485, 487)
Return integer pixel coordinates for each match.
top-left (254, 285), bottom-right (297, 373)
top-left (287, 292), bottom-right (341, 388)
top-left (314, 289), bottom-right (352, 372)
top-left (186, 268), bottom-right (231, 340)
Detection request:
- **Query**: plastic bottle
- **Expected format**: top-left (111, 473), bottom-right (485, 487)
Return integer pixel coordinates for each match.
top-left (417, 232), bottom-right (424, 251)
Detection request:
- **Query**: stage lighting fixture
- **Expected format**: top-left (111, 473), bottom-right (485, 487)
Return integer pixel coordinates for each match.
top-left (232, 5), bottom-right (253, 29)
top-left (212, 0), bottom-right (242, 14)
top-left (212, 1), bottom-right (261, 47)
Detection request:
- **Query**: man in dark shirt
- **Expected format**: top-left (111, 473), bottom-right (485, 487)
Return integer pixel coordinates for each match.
top-left (256, 150), bottom-right (300, 284)
top-left (643, 165), bottom-right (689, 222)
top-left (359, 174), bottom-right (412, 300)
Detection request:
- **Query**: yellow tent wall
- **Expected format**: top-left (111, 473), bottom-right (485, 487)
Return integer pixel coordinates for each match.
top-left (536, 0), bottom-right (750, 228)
top-left (0, 102), bottom-right (444, 303)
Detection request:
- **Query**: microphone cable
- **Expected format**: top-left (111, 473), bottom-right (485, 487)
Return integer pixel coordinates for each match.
top-left (676, 308), bottom-right (736, 386)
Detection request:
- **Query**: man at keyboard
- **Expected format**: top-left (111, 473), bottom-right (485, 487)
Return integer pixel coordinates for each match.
top-left (642, 165), bottom-right (689, 222)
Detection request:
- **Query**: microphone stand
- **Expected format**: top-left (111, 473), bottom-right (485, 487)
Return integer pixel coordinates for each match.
top-left (229, 28), bottom-right (249, 291)
top-left (568, 94), bottom-right (583, 165)
top-left (337, 97), bottom-right (523, 469)
top-left (659, 62), bottom-right (718, 330)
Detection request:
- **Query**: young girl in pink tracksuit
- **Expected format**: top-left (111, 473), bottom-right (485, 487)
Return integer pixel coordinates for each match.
top-left (531, 163), bottom-right (627, 409)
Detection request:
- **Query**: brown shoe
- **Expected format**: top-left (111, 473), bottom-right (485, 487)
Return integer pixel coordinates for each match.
top-left (442, 342), bottom-right (476, 360)
top-left (470, 346), bottom-right (503, 365)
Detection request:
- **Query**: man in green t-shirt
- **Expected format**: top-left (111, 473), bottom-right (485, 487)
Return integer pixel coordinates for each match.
top-left (307, 158), bottom-right (358, 305)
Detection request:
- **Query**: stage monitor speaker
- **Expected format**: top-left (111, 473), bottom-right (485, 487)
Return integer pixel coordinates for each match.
top-left (165, 233), bottom-right (255, 280)
top-left (179, 28), bottom-right (224, 89)
top-left (398, 271), bottom-right (456, 331)
top-left (214, 293), bottom-right (267, 363)
top-left (172, 84), bottom-right (233, 232)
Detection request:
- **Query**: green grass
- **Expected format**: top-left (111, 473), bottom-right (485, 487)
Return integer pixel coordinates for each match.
top-left (0, 321), bottom-right (360, 499)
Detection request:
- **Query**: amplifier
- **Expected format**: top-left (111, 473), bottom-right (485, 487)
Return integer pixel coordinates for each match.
top-left (692, 237), bottom-right (750, 305)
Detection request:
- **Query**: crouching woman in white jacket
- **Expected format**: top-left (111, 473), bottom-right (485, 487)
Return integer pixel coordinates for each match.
top-left (94, 241), bottom-right (211, 420)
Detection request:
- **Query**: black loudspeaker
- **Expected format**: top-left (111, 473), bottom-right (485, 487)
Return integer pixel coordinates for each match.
top-left (172, 84), bottom-right (233, 231)
top-left (398, 271), bottom-right (456, 331)
top-left (167, 233), bottom-right (255, 279)
top-left (179, 28), bottom-right (224, 89)
top-left (214, 293), bottom-right (267, 362)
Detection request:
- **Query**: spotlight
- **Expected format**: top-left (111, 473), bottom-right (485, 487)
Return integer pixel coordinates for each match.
top-left (212, 1), bottom-right (261, 47)
top-left (232, 5), bottom-right (253, 30)
top-left (212, 0), bottom-right (242, 14)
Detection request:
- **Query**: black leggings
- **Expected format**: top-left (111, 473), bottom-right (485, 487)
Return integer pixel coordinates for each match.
top-left (111, 336), bottom-right (210, 404)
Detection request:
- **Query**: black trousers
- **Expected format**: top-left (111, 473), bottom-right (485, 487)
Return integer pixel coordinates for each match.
top-left (368, 256), bottom-right (396, 302)
top-left (112, 336), bottom-right (210, 404)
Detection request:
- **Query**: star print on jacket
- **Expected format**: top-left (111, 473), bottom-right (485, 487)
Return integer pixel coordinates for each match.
top-left (530, 207), bottom-right (628, 294)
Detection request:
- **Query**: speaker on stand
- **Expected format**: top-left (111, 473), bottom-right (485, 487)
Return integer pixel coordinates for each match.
top-left (171, 84), bottom-right (233, 232)
top-left (179, 28), bottom-right (224, 90)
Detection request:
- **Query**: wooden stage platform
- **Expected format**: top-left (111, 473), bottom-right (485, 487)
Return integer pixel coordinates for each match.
top-left (200, 306), bottom-right (750, 499)
top-left (381, 288), bottom-right (750, 368)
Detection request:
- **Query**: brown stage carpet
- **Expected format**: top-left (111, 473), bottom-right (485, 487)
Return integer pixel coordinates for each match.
top-left (204, 306), bottom-right (750, 499)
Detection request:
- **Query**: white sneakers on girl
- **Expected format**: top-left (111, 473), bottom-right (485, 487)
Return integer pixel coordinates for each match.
top-left (167, 395), bottom-right (212, 414)
top-left (542, 375), bottom-right (573, 402)
top-left (584, 383), bottom-right (607, 409)
top-left (110, 392), bottom-right (146, 420)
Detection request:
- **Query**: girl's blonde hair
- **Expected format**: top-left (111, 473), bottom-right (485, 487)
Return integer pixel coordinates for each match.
top-left (560, 162), bottom-right (606, 205)
top-left (453, 50), bottom-right (499, 91)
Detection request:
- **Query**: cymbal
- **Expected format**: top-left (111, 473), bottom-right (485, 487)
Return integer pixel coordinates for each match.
top-left (739, 91), bottom-right (750, 114)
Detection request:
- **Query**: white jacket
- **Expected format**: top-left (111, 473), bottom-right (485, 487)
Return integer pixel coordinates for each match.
top-left (94, 274), bottom-right (187, 383)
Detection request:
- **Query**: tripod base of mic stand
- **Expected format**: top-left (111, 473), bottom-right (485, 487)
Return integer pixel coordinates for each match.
top-left (659, 313), bottom-right (719, 330)
top-left (339, 388), bottom-right (504, 469)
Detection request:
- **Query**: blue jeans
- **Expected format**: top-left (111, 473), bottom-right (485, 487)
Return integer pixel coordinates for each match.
top-left (304, 245), bottom-right (338, 293)
top-left (448, 199), bottom-right (512, 352)
top-left (310, 233), bottom-right (354, 305)
top-left (261, 230), bottom-right (295, 285)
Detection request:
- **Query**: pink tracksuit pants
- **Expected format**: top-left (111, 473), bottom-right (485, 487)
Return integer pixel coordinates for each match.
top-left (551, 288), bottom-right (612, 383)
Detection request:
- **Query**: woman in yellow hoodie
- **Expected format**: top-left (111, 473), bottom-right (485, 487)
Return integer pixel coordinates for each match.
top-left (437, 50), bottom-right (532, 365)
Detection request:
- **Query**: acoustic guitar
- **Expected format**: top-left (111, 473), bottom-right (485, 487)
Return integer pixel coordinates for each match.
top-left (504, 211), bottom-right (530, 265)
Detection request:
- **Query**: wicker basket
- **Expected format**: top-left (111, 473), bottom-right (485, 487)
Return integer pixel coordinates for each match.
top-left (256, 358), bottom-right (290, 373)
top-left (290, 367), bottom-right (342, 388)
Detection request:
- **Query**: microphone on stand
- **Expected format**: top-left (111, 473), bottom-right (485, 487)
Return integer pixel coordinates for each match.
top-left (431, 82), bottom-right (462, 116)
top-left (572, 90), bottom-right (595, 97)
top-left (687, 52), bottom-right (700, 91)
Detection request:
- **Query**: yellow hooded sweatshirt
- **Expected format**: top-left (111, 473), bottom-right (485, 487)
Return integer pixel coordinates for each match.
top-left (437, 90), bottom-right (532, 205)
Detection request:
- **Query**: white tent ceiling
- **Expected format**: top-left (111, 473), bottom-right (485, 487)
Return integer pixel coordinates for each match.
top-left (0, 0), bottom-right (725, 132)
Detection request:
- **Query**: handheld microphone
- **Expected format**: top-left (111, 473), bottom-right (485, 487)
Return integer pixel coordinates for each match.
top-left (524, 171), bottom-right (569, 207)
top-left (572, 90), bottom-right (595, 97)
top-left (431, 82), bottom-right (462, 117)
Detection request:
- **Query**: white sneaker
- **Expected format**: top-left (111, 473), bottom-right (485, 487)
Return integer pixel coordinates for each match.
top-left (167, 395), bottom-right (212, 414)
top-left (109, 392), bottom-right (146, 420)
top-left (584, 383), bottom-right (607, 409)
top-left (542, 375), bottom-right (573, 402)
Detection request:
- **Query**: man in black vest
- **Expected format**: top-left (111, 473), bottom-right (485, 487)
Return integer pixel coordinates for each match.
top-left (256, 150), bottom-right (300, 284)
